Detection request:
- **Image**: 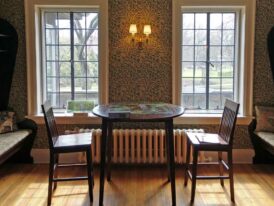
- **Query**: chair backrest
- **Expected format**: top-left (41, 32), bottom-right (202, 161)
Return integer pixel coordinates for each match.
top-left (41, 101), bottom-right (59, 149)
top-left (218, 99), bottom-right (240, 145)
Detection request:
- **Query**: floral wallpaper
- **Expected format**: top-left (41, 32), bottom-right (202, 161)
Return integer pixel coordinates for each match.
top-left (109, 0), bottom-right (172, 103)
top-left (1, 0), bottom-right (273, 149)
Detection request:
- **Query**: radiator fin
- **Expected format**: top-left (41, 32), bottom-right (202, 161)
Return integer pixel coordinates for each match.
top-left (66, 128), bottom-right (205, 164)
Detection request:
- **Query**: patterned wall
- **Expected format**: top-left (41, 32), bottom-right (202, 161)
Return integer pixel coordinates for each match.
top-left (2, 0), bottom-right (273, 149)
top-left (109, 0), bottom-right (172, 103)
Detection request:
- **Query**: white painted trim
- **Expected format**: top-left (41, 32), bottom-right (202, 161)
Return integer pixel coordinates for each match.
top-left (24, 0), bottom-right (109, 115)
top-left (172, 0), bottom-right (256, 116)
top-left (32, 148), bottom-right (255, 164)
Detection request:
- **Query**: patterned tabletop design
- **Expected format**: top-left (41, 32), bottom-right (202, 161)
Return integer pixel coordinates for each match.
top-left (92, 103), bottom-right (184, 121)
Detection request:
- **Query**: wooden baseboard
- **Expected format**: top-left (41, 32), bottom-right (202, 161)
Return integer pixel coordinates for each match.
top-left (31, 148), bottom-right (254, 164)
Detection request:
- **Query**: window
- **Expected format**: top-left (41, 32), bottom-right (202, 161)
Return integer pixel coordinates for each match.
top-left (181, 11), bottom-right (237, 111)
top-left (172, 0), bottom-right (256, 116)
top-left (24, 0), bottom-right (108, 115)
top-left (42, 11), bottom-right (99, 109)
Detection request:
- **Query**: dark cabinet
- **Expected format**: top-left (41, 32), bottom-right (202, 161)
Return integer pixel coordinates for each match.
top-left (0, 18), bottom-right (18, 110)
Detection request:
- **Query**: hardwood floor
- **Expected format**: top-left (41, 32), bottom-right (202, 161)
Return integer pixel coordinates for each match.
top-left (0, 164), bottom-right (274, 206)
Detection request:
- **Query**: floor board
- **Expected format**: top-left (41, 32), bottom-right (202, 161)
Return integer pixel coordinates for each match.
top-left (0, 164), bottom-right (274, 206)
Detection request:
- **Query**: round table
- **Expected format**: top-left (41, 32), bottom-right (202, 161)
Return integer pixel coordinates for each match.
top-left (93, 103), bottom-right (184, 206)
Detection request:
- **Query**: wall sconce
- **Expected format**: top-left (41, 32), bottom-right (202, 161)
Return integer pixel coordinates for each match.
top-left (129, 24), bottom-right (151, 49)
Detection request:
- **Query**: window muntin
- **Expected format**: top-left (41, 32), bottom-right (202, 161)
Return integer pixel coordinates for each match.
top-left (43, 11), bottom-right (99, 109)
top-left (181, 11), bottom-right (237, 111)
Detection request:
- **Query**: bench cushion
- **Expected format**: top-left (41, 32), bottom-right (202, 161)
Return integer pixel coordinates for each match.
top-left (0, 130), bottom-right (31, 156)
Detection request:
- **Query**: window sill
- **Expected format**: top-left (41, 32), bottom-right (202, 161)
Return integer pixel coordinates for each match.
top-left (27, 113), bottom-right (253, 126)
top-left (26, 113), bottom-right (102, 125)
top-left (174, 114), bottom-right (253, 125)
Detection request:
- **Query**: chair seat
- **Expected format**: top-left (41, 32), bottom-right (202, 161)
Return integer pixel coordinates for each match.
top-left (54, 133), bottom-right (92, 148)
top-left (187, 132), bottom-right (229, 150)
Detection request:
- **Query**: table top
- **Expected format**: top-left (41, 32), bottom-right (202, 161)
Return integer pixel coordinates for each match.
top-left (92, 103), bottom-right (184, 121)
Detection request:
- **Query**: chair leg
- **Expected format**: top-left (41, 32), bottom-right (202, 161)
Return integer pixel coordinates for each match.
top-left (47, 154), bottom-right (54, 206)
top-left (184, 138), bottom-right (191, 187)
top-left (218, 152), bottom-right (224, 187)
top-left (228, 150), bottom-right (235, 202)
top-left (107, 122), bottom-right (113, 182)
top-left (191, 149), bottom-right (198, 203)
top-left (86, 148), bottom-right (93, 203)
top-left (53, 154), bottom-right (59, 190)
top-left (165, 124), bottom-right (170, 182)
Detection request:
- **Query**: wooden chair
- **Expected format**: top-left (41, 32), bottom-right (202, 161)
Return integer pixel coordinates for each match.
top-left (184, 99), bottom-right (239, 203)
top-left (42, 101), bottom-right (94, 206)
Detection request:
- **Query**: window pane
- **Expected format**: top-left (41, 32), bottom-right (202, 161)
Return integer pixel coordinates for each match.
top-left (47, 77), bottom-right (59, 92)
top-left (210, 13), bottom-right (222, 29)
top-left (87, 78), bottom-right (98, 92)
top-left (46, 29), bottom-right (58, 44)
top-left (47, 61), bottom-right (57, 76)
top-left (182, 46), bottom-right (194, 61)
top-left (47, 92), bottom-right (60, 108)
top-left (86, 13), bottom-right (98, 29)
top-left (45, 12), bottom-right (58, 28)
top-left (46, 46), bottom-right (58, 61)
top-left (60, 93), bottom-right (71, 108)
top-left (183, 13), bottom-right (194, 29)
top-left (222, 46), bottom-right (234, 61)
top-left (75, 78), bottom-right (87, 92)
top-left (209, 78), bottom-right (220, 93)
top-left (195, 46), bottom-right (206, 61)
top-left (222, 62), bottom-right (234, 77)
top-left (58, 13), bottom-right (70, 29)
top-left (74, 29), bottom-right (86, 45)
top-left (195, 62), bottom-right (206, 78)
top-left (209, 93), bottom-right (221, 109)
top-left (210, 46), bottom-right (221, 61)
top-left (210, 30), bottom-right (221, 45)
top-left (60, 78), bottom-right (71, 92)
top-left (182, 94), bottom-right (193, 108)
top-left (74, 46), bottom-right (86, 61)
top-left (223, 30), bottom-right (234, 45)
top-left (87, 46), bottom-right (98, 61)
top-left (194, 78), bottom-right (206, 93)
top-left (74, 13), bottom-right (86, 28)
top-left (59, 29), bottom-right (70, 45)
top-left (182, 30), bottom-right (194, 45)
top-left (75, 93), bottom-right (87, 100)
top-left (182, 78), bottom-right (193, 93)
top-left (209, 62), bottom-right (221, 77)
top-left (87, 62), bottom-right (98, 77)
top-left (59, 62), bottom-right (71, 77)
top-left (182, 62), bottom-right (194, 78)
top-left (222, 92), bottom-right (233, 107)
top-left (87, 29), bottom-right (98, 45)
top-left (193, 94), bottom-right (206, 109)
top-left (74, 62), bottom-right (87, 77)
top-left (222, 78), bottom-right (233, 92)
top-left (195, 13), bottom-right (207, 29)
top-left (195, 30), bottom-right (206, 45)
top-left (87, 93), bottom-right (99, 104)
top-left (59, 46), bottom-right (71, 61)
top-left (223, 13), bottom-right (235, 29)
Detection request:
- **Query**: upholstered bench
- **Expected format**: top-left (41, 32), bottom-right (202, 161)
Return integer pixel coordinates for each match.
top-left (0, 118), bottom-right (37, 165)
top-left (249, 106), bottom-right (274, 163)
